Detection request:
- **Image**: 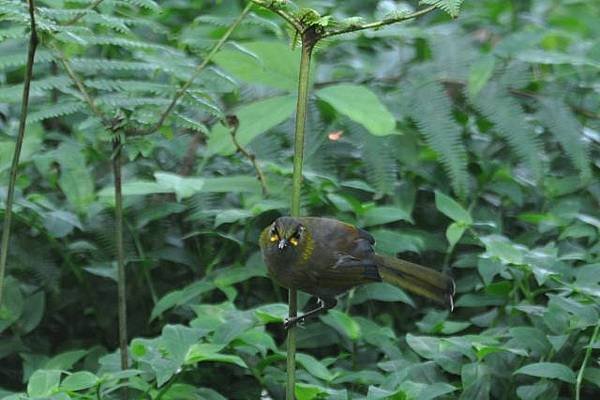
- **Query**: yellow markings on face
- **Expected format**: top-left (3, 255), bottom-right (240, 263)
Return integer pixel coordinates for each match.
top-left (289, 237), bottom-right (298, 246)
top-left (269, 225), bottom-right (279, 242)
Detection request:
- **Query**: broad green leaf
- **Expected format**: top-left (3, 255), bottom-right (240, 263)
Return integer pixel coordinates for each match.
top-left (351, 282), bottom-right (415, 307)
top-left (320, 309), bottom-right (362, 340)
top-left (154, 172), bottom-right (204, 201)
top-left (295, 382), bottom-right (325, 400)
top-left (185, 343), bottom-right (247, 368)
top-left (480, 235), bottom-right (524, 265)
top-left (468, 55), bottom-right (496, 98)
top-left (515, 362), bottom-right (576, 383)
top-left (54, 142), bottom-right (95, 214)
top-left (316, 84), bottom-right (396, 136)
top-left (43, 210), bottom-right (83, 238)
top-left (27, 369), bottom-right (61, 397)
top-left (254, 303), bottom-right (289, 323)
top-left (0, 278), bottom-right (23, 332)
top-left (150, 280), bottom-right (215, 321)
top-left (214, 209), bottom-right (253, 227)
top-left (460, 363), bottom-right (490, 400)
top-left (213, 41), bottom-right (300, 91)
top-left (362, 206), bottom-right (413, 226)
top-left (60, 371), bottom-right (99, 391)
top-left (584, 367), bottom-right (600, 388)
top-left (44, 349), bottom-right (87, 370)
top-left (19, 291), bottom-right (45, 335)
top-left (406, 334), bottom-right (440, 359)
top-left (207, 94), bottom-right (296, 155)
top-left (446, 222), bottom-right (465, 248)
top-left (162, 325), bottom-right (206, 363)
top-left (0, 123), bottom-right (44, 172)
top-left (296, 353), bottom-right (335, 381)
top-left (435, 191), bottom-right (472, 224)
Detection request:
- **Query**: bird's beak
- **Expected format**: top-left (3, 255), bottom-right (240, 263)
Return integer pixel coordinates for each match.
top-left (277, 239), bottom-right (288, 250)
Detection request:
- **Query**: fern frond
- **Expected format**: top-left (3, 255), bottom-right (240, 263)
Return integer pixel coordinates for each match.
top-left (470, 82), bottom-right (544, 181)
top-left (0, 49), bottom-right (53, 70)
top-left (0, 26), bottom-right (26, 42)
top-left (420, 0), bottom-right (464, 17)
top-left (84, 79), bottom-right (176, 96)
top-left (407, 80), bottom-right (469, 197)
top-left (96, 94), bottom-right (171, 109)
top-left (174, 113), bottom-right (209, 134)
top-left (0, 76), bottom-right (72, 102)
top-left (28, 102), bottom-right (86, 122)
top-left (537, 98), bottom-right (591, 180)
top-left (70, 58), bottom-right (160, 73)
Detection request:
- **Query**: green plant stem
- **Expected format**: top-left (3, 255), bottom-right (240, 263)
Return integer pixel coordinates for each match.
top-left (0, 0), bottom-right (38, 308)
top-left (575, 320), bottom-right (600, 400)
top-left (321, 5), bottom-right (437, 38)
top-left (112, 137), bottom-right (128, 370)
top-left (249, 0), bottom-right (303, 32)
top-left (138, 1), bottom-right (253, 136)
top-left (286, 28), bottom-right (317, 400)
top-left (62, 0), bottom-right (104, 25)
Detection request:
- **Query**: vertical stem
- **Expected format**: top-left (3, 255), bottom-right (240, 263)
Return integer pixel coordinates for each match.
top-left (113, 137), bottom-right (128, 370)
top-left (287, 31), bottom-right (315, 400)
top-left (576, 321), bottom-right (600, 400)
top-left (0, 0), bottom-right (38, 307)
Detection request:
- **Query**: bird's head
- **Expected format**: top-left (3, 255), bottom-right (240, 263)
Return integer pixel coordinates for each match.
top-left (262, 217), bottom-right (307, 254)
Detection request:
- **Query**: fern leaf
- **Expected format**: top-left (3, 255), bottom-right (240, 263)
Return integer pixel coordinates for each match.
top-left (28, 102), bottom-right (86, 122)
top-left (470, 82), bottom-right (544, 180)
top-left (0, 76), bottom-right (72, 102)
top-left (407, 80), bottom-right (469, 197)
top-left (537, 98), bottom-right (591, 180)
top-left (420, 0), bottom-right (464, 17)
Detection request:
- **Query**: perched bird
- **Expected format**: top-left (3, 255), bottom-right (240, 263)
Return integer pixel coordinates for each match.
top-left (260, 216), bottom-right (455, 328)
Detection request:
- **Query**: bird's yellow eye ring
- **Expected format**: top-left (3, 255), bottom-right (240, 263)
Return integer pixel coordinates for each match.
top-left (269, 233), bottom-right (278, 242)
top-left (290, 237), bottom-right (298, 246)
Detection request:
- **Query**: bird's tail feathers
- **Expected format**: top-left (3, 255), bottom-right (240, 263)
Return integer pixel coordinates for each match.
top-left (375, 254), bottom-right (455, 310)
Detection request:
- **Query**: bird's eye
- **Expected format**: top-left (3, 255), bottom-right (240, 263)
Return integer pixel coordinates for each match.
top-left (289, 228), bottom-right (302, 246)
top-left (269, 226), bottom-right (279, 242)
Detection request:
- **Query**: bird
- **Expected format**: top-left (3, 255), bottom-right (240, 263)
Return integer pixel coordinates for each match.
top-left (259, 216), bottom-right (455, 328)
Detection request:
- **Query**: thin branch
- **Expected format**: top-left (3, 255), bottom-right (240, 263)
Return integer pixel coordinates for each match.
top-left (53, 46), bottom-right (105, 122)
top-left (226, 116), bottom-right (269, 196)
top-left (0, 0), bottom-right (38, 308)
top-left (112, 137), bottom-right (128, 371)
top-left (575, 321), bottom-right (600, 400)
top-left (321, 5), bottom-right (438, 39)
top-left (249, 0), bottom-right (303, 33)
top-left (62, 0), bottom-right (104, 26)
top-left (136, 1), bottom-right (253, 136)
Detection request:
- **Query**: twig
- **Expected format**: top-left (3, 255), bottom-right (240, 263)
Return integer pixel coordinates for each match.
top-left (225, 115), bottom-right (269, 196)
top-left (112, 136), bottom-right (128, 371)
top-left (0, 0), bottom-right (38, 308)
top-left (575, 321), bottom-right (600, 400)
top-left (136, 1), bottom-right (253, 136)
top-left (62, 0), bottom-right (104, 26)
top-left (53, 47), bottom-right (105, 122)
top-left (249, 0), bottom-right (303, 33)
top-left (321, 5), bottom-right (438, 38)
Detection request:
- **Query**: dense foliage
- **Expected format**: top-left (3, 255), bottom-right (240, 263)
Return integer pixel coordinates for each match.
top-left (1, 0), bottom-right (599, 399)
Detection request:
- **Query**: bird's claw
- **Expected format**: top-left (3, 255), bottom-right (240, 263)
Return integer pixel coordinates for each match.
top-left (283, 316), bottom-right (305, 330)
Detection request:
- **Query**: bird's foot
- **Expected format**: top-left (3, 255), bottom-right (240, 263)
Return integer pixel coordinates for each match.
top-left (283, 316), bottom-right (305, 330)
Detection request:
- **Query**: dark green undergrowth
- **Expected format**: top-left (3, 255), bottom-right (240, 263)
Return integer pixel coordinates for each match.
top-left (0, 1), bottom-right (599, 399)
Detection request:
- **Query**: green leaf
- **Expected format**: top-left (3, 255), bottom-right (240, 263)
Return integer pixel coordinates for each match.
top-left (446, 222), bottom-right (465, 248)
top-left (213, 41), bottom-right (300, 91)
top-left (295, 382), bottom-right (325, 400)
top-left (460, 363), bottom-right (490, 400)
top-left (185, 343), bottom-right (247, 369)
top-left (316, 84), bottom-right (396, 136)
top-left (154, 172), bottom-right (205, 201)
top-left (515, 362), bottom-right (576, 383)
top-left (27, 369), bottom-right (61, 397)
top-left (60, 371), bottom-right (99, 391)
top-left (19, 291), bottom-right (45, 335)
top-left (254, 303), bottom-right (289, 324)
top-left (44, 350), bottom-right (88, 370)
top-left (362, 206), bottom-right (413, 226)
top-left (320, 309), bottom-right (362, 340)
top-left (468, 54), bottom-right (496, 98)
top-left (435, 191), bottom-right (472, 224)
top-left (207, 94), bottom-right (296, 155)
top-left (351, 282), bottom-right (415, 307)
top-left (420, 0), bottom-right (464, 17)
top-left (296, 353), bottom-right (335, 381)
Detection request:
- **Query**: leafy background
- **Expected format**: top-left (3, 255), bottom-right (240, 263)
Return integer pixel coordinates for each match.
top-left (0, 0), bottom-right (599, 399)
